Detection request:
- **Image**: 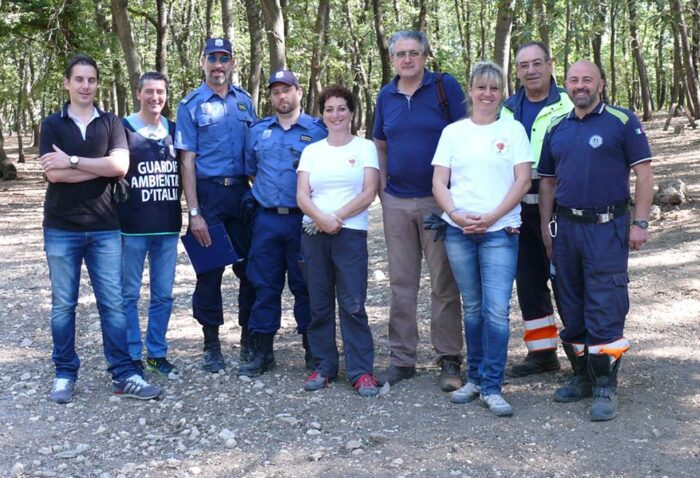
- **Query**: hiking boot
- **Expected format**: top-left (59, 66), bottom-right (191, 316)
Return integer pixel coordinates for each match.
top-left (49, 378), bottom-right (75, 404)
top-left (376, 365), bottom-right (416, 386)
top-left (238, 333), bottom-right (275, 377)
top-left (112, 374), bottom-right (162, 400)
top-left (554, 343), bottom-right (592, 403)
top-left (507, 349), bottom-right (561, 377)
top-left (146, 357), bottom-right (179, 379)
top-left (353, 373), bottom-right (379, 398)
top-left (301, 333), bottom-right (315, 371)
top-left (450, 382), bottom-right (481, 404)
top-left (239, 326), bottom-right (253, 363)
top-left (303, 370), bottom-right (333, 391)
top-left (438, 356), bottom-right (463, 392)
top-left (132, 360), bottom-right (145, 378)
top-left (202, 325), bottom-right (226, 373)
top-left (480, 393), bottom-right (513, 417)
top-left (589, 353), bottom-right (620, 422)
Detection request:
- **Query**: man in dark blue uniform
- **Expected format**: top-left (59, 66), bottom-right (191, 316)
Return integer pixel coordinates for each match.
top-left (538, 61), bottom-right (653, 421)
top-left (175, 38), bottom-right (257, 373)
top-left (238, 70), bottom-right (327, 377)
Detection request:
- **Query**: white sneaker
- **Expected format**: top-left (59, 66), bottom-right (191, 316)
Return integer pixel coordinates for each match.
top-left (480, 393), bottom-right (513, 417)
top-left (450, 382), bottom-right (480, 404)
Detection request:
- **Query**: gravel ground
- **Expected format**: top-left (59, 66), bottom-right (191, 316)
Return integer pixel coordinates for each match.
top-left (1, 115), bottom-right (699, 477)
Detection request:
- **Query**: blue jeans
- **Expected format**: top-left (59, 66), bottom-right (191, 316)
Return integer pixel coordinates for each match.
top-left (44, 228), bottom-right (134, 382)
top-left (122, 234), bottom-right (178, 360)
top-left (444, 226), bottom-right (518, 395)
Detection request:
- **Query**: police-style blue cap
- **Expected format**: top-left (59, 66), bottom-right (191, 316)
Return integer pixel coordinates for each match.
top-left (203, 38), bottom-right (232, 55)
top-left (267, 70), bottom-right (300, 88)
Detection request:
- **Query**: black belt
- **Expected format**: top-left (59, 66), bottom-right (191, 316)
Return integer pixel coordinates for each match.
top-left (204, 176), bottom-right (248, 186)
top-left (263, 206), bottom-right (303, 215)
top-left (557, 201), bottom-right (628, 224)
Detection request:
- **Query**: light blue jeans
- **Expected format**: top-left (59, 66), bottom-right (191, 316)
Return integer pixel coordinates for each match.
top-left (44, 228), bottom-right (133, 381)
top-left (122, 234), bottom-right (178, 360)
top-left (444, 226), bottom-right (518, 396)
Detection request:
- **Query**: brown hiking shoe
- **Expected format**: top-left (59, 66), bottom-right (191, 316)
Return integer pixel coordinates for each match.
top-left (438, 356), bottom-right (463, 392)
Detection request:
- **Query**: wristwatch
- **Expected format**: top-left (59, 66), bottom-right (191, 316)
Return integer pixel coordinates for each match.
top-left (632, 219), bottom-right (649, 229)
top-left (69, 155), bottom-right (80, 169)
top-left (188, 207), bottom-right (200, 218)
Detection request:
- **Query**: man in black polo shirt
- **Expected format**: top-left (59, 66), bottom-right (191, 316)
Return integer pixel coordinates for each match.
top-left (40, 54), bottom-right (161, 403)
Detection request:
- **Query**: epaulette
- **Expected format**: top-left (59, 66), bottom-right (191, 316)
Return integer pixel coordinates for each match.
top-left (311, 116), bottom-right (328, 131)
top-left (250, 117), bottom-right (270, 128)
top-left (181, 90), bottom-right (199, 105)
top-left (232, 85), bottom-right (253, 100)
top-left (546, 113), bottom-right (568, 134)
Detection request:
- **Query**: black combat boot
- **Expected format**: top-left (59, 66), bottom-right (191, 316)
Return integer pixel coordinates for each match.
top-left (554, 343), bottom-right (593, 402)
top-left (239, 325), bottom-right (253, 363)
top-left (588, 353), bottom-right (621, 422)
top-left (507, 349), bottom-right (561, 377)
top-left (301, 333), bottom-right (315, 371)
top-left (238, 333), bottom-right (276, 377)
top-left (202, 325), bottom-right (226, 373)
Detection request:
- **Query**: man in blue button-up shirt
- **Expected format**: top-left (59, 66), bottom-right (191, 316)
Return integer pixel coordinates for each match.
top-left (239, 70), bottom-right (327, 377)
top-left (175, 38), bottom-right (257, 373)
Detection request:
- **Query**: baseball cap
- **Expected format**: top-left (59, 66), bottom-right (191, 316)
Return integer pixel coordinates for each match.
top-left (203, 38), bottom-right (232, 55)
top-left (267, 70), bottom-right (300, 89)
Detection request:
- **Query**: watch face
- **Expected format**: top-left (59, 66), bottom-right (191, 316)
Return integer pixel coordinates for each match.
top-left (634, 220), bottom-right (649, 229)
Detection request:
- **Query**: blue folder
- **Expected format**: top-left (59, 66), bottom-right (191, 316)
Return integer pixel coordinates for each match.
top-left (181, 223), bottom-right (241, 274)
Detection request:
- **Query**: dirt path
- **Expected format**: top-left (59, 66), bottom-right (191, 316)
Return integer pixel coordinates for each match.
top-left (1, 115), bottom-right (698, 478)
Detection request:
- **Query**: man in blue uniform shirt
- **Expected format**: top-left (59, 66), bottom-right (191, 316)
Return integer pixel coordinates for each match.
top-left (501, 42), bottom-right (573, 377)
top-left (373, 30), bottom-right (465, 391)
top-left (238, 70), bottom-right (327, 377)
top-left (538, 60), bottom-right (653, 421)
top-left (175, 38), bottom-right (257, 373)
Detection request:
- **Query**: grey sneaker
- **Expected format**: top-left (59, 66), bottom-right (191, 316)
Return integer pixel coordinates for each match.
top-left (450, 382), bottom-right (480, 404)
top-left (49, 378), bottom-right (75, 404)
top-left (480, 393), bottom-right (513, 417)
top-left (112, 374), bottom-right (162, 400)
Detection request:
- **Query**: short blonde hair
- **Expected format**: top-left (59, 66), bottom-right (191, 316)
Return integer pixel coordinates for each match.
top-left (467, 61), bottom-right (505, 113)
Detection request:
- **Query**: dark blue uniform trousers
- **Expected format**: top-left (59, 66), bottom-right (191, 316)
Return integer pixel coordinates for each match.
top-left (246, 210), bottom-right (310, 334)
top-left (192, 179), bottom-right (255, 328)
top-left (301, 228), bottom-right (374, 383)
top-left (553, 214), bottom-right (629, 346)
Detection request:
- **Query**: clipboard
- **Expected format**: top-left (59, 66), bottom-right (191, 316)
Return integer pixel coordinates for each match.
top-left (181, 223), bottom-right (241, 274)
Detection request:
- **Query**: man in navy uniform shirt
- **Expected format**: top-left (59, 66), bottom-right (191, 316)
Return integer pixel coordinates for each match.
top-left (175, 38), bottom-right (257, 373)
top-left (40, 54), bottom-right (161, 403)
top-left (238, 70), bottom-right (327, 377)
top-left (538, 60), bottom-right (653, 421)
top-left (373, 30), bottom-right (465, 391)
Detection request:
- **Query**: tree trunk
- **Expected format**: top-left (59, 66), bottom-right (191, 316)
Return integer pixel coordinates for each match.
top-left (261, 0), bottom-right (287, 72)
top-left (414, 0), bottom-right (427, 33)
top-left (609, 1), bottom-right (617, 104)
top-left (0, 107), bottom-right (17, 180)
top-left (344, 0), bottom-right (371, 134)
top-left (454, 0), bottom-right (471, 79)
top-left (627, 0), bottom-right (653, 120)
top-left (656, 27), bottom-right (666, 110)
top-left (111, 0), bottom-right (142, 110)
top-left (563, 0), bottom-right (571, 75)
top-left (493, 0), bottom-right (515, 95)
top-left (221, 0), bottom-right (234, 40)
top-left (533, 0), bottom-right (549, 46)
top-left (205, 0), bottom-right (214, 39)
top-left (155, 0), bottom-right (168, 77)
top-left (671, 0), bottom-right (700, 118)
top-left (306, 0), bottom-right (330, 117)
top-left (170, 0), bottom-right (196, 99)
top-left (592, 1), bottom-right (607, 100)
top-left (372, 0), bottom-right (392, 87)
top-left (244, 0), bottom-right (263, 109)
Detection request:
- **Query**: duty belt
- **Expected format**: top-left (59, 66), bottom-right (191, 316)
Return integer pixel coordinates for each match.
top-left (263, 206), bottom-right (303, 215)
top-left (206, 176), bottom-right (248, 186)
top-left (556, 201), bottom-right (628, 224)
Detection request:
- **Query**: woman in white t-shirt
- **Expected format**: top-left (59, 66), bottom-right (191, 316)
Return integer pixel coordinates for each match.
top-left (432, 61), bottom-right (533, 417)
top-left (296, 85), bottom-right (380, 397)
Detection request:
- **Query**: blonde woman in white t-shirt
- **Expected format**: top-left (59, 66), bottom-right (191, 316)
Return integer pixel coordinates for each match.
top-left (432, 61), bottom-right (533, 417)
top-left (296, 85), bottom-right (380, 397)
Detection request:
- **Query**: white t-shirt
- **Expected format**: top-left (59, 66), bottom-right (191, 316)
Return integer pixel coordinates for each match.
top-left (431, 117), bottom-right (533, 232)
top-left (297, 136), bottom-right (379, 231)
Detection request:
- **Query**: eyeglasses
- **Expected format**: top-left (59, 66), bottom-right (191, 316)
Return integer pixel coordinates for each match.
top-left (393, 50), bottom-right (423, 59)
top-left (517, 59), bottom-right (548, 71)
top-left (206, 54), bottom-right (231, 64)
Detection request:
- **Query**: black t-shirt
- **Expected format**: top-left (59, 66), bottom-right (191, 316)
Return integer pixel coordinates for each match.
top-left (40, 103), bottom-right (128, 231)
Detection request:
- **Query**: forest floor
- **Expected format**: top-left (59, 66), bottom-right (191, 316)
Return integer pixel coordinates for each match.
top-left (0, 112), bottom-right (699, 478)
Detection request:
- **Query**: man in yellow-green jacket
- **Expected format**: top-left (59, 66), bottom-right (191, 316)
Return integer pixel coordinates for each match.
top-left (501, 41), bottom-right (573, 377)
